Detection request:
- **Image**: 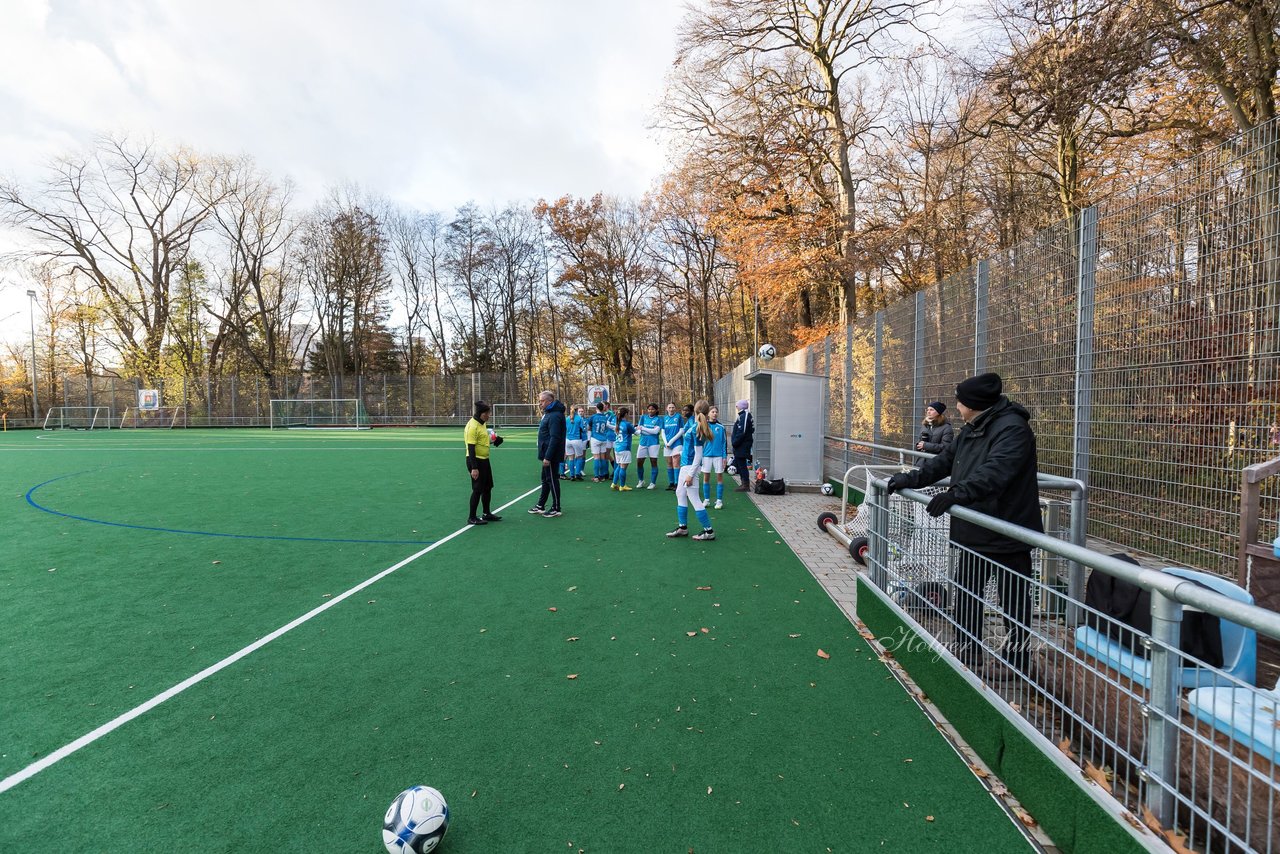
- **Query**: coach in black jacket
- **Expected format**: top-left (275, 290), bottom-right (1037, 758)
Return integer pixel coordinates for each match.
top-left (730, 400), bottom-right (754, 490)
top-left (532, 391), bottom-right (567, 516)
top-left (886, 372), bottom-right (1043, 675)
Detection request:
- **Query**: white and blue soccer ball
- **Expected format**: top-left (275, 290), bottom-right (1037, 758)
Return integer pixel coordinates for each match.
top-left (727, 465), bottom-right (737, 475)
top-left (820, 483), bottom-right (834, 496)
top-left (383, 786), bottom-right (449, 853)
top-left (758, 343), bottom-right (777, 361)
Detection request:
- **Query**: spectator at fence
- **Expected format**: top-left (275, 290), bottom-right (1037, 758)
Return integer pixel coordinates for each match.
top-left (531, 390), bottom-right (566, 518)
top-left (916, 401), bottom-right (954, 454)
top-left (886, 372), bottom-right (1044, 677)
top-left (464, 400), bottom-right (503, 526)
top-left (731, 399), bottom-right (754, 492)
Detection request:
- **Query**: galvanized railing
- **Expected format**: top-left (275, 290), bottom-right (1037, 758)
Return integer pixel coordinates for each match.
top-left (861, 477), bottom-right (1280, 852)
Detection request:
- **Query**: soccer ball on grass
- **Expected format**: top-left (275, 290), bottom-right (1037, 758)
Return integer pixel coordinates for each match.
top-left (383, 786), bottom-right (449, 853)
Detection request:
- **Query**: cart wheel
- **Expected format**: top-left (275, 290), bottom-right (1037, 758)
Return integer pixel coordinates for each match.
top-left (914, 581), bottom-right (950, 610)
top-left (849, 536), bottom-right (870, 565)
top-left (816, 511), bottom-right (838, 532)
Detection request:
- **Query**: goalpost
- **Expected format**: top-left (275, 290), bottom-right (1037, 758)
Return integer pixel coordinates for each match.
top-left (491, 403), bottom-right (541, 428)
top-left (119, 407), bottom-right (188, 428)
top-left (43, 406), bottom-right (111, 430)
top-left (270, 398), bottom-right (370, 430)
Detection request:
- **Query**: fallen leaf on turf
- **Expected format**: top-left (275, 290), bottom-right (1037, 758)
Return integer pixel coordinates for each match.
top-left (618, 783), bottom-right (624, 790)
top-left (471, 790), bottom-right (477, 798)
top-left (789, 633), bottom-right (801, 638)
top-left (1016, 809), bottom-right (1037, 828)
top-left (567, 674), bottom-right (578, 679)
top-left (707, 786), bottom-right (713, 795)
top-left (969, 765), bottom-right (990, 778)
top-left (367, 600), bottom-right (376, 604)
top-left (700, 627), bottom-right (709, 633)
top-left (817, 649), bottom-right (830, 659)
top-left (1058, 739), bottom-right (1076, 761)
top-left (548, 607), bottom-right (558, 612)
top-left (211, 560), bottom-right (221, 565)
top-left (322, 593), bottom-right (332, 598)
top-left (568, 586), bottom-right (577, 591)
top-left (479, 628), bottom-right (487, 633)
top-left (566, 637), bottom-right (580, 642)
top-left (696, 586), bottom-right (712, 590)
top-left (687, 631), bottom-right (697, 637)
top-left (925, 816), bottom-right (934, 822)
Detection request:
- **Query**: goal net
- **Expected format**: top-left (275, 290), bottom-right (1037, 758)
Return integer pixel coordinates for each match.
top-left (43, 406), bottom-right (110, 430)
top-left (119, 406), bottom-right (187, 428)
top-left (491, 403), bottom-right (541, 428)
top-left (270, 398), bottom-right (370, 429)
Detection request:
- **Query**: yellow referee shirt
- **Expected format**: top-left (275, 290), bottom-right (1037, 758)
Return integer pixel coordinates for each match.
top-left (464, 418), bottom-right (490, 459)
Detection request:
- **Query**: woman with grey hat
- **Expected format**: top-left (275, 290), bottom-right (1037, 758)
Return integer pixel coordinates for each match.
top-left (916, 401), bottom-right (954, 454)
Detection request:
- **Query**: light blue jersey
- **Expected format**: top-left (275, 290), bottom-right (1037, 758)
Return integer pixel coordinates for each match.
top-left (705, 421), bottom-right (727, 458)
top-left (680, 422), bottom-right (706, 468)
top-left (588, 412), bottom-right (610, 441)
top-left (637, 414), bottom-right (662, 447)
top-left (566, 413), bottom-right (587, 441)
top-left (614, 419), bottom-right (635, 454)
top-left (604, 411), bottom-right (617, 441)
top-left (661, 413), bottom-right (684, 446)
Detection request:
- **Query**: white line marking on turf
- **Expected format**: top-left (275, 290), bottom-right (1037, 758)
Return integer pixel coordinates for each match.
top-left (0, 483), bottom-right (543, 796)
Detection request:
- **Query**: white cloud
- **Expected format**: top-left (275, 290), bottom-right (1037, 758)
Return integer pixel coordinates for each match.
top-left (0, 0), bottom-right (689, 338)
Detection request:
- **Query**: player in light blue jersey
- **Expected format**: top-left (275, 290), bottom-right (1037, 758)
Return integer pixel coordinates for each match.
top-left (660, 402), bottom-right (688, 490)
top-left (636, 403), bottom-right (663, 489)
top-left (666, 400), bottom-right (715, 541)
top-left (564, 405), bottom-right (587, 481)
top-left (611, 407), bottom-right (635, 491)
top-left (588, 403), bottom-right (611, 481)
top-left (701, 405), bottom-right (729, 509)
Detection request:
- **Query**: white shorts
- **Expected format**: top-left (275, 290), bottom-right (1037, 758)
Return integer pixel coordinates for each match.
top-left (565, 439), bottom-right (585, 456)
top-left (589, 439), bottom-right (609, 456)
top-left (664, 441), bottom-right (682, 458)
top-left (701, 456), bottom-right (726, 474)
top-left (614, 450), bottom-right (632, 465)
top-left (636, 444), bottom-right (660, 459)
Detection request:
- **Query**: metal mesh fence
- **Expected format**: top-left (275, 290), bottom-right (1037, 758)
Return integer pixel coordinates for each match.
top-left (766, 117), bottom-right (1280, 583)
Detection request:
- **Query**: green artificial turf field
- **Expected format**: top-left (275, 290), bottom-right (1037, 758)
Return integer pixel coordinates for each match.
top-left (0, 427), bottom-right (1032, 852)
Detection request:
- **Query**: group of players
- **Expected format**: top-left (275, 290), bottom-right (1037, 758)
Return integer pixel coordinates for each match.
top-left (559, 400), bottom-right (740, 511)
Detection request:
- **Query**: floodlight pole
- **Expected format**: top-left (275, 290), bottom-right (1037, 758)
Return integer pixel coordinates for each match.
top-left (26, 289), bottom-right (39, 423)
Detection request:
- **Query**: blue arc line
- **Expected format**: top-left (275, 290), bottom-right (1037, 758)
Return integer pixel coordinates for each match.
top-left (24, 471), bottom-right (437, 545)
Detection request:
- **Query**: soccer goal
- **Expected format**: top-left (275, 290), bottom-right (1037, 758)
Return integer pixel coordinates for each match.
top-left (491, 403), bottom-right (541, 428)
top-left (270, 398), bottom-right (370, 429)
top-left (43, 406), bottom-right (111, 430)
top-left (119, 406), bottom-right (188, 428)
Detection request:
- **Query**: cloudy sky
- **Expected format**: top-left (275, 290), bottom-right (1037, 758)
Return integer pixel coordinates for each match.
top-left (0, 0), bottom-right (690, 338)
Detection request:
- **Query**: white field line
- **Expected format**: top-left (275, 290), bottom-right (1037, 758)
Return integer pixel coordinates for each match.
top-left (0, 483), bottom-right (542, 795)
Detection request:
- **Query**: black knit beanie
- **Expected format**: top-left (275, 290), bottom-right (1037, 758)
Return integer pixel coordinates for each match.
top-left (928, 401), bottom-right (946, 416)
top-left (474, 400), bottom-right (491, 416)
top-left (955, 373), bottom-right (1002, 410)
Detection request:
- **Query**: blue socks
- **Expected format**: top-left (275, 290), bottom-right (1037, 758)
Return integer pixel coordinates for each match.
top-left (650, 466), bottom-right (658, 485)
top-left (677, 505), bottom-right (689, 526)
top-left (695, 508), bottom-right (711, 529)
top-left (716, 482), bottom-right (724, 501)
top-left (637, 461), bottom-right (645, 482)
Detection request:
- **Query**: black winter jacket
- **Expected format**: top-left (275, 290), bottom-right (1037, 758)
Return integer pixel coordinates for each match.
top-left (902, 397), bottom-right (1043, 553)
top-left (918, 421), bottom-right (954, 454)
top-left (537, 400), bottom-right (567, 463)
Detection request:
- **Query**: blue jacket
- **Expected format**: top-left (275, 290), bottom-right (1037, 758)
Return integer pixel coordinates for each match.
top-left (731, 409), bottom-right (754, 455)
top-left (537, 400), bottom-right (567, 463)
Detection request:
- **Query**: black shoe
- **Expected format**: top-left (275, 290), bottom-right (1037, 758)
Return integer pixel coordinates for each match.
top-left (467, 517), bottom-right (487, 526)
top-left (481, 512), bottom-right (502, 522)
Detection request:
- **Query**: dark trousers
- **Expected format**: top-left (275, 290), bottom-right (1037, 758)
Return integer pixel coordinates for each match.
top-left (953, 548), bottom-right (1033, 670)
top-left (730, 449), bottom-right (752, 485)
top-left (538, 461), bottom-right (562, 511)
top-left (467, 458), bottom-right (494, 518)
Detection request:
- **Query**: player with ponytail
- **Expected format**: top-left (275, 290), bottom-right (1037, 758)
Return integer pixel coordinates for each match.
top-left (666, 399), bottom-right (716, 541)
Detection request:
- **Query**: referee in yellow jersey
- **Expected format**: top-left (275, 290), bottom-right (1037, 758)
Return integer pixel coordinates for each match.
top-left (465, 401), bottom-right (503, 525)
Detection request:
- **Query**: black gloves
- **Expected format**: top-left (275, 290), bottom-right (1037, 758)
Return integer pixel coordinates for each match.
top-left (925, 491), bottom-right (959, 517)
top-left (885, 472), bottom-right (914, 495)
top-left (491, 435), bottom-right (504, 446)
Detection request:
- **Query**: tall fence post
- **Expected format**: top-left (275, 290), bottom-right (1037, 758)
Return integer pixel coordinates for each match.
top-left (1143, 587), bottom-right (1182, 827)
top-left (873, 311), bottom-right (884, 448)
top-left (913, 290), bottom-right (925, 436)
top-left (1067, 206), bottom-right (1098, 615)
top-left (974, 260), bottom-right (989, 373)
top-left (844, 321), bottom-right (853, 472)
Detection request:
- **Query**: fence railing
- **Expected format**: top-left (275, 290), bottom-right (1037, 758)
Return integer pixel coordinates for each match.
top-left (859, 477), bottom-right (1280, 852)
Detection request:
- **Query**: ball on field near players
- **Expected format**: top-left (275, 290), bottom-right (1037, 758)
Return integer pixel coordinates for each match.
top-left (383, 786), bottom-right (449, 853)
top-left (727, 465), bottom-right (737, 475)
top-left (758, 343), bottom-right (777, 361)
top-left (821, 483), bottom-right (834, 495)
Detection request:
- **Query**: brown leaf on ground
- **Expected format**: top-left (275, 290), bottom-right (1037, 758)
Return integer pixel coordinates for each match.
top-left (548, 607), bottom-right (558, 612)
top-left (1015, 809), bottom-right (1038, 828)
top-left (817, 649), bottom-right (830, 659)
top-left (566, 674), bottom-right (578, 679)
top-left (687, 631), bottom-right (697, 637)
top-left (566, 637), bottom-right (580, 642)
top-left (1084, 761), bottom-right (1112, 792)
top-left (700, 628), bottom-right (709, 633)
top-left (696, 586), bottom-right (712, 590)
top-left (1058, 738), bottom-right (1077, 762)
top-left (925, 816), bottom-right (934, 822)
top-left (969, 765), bottom-right (990, 778)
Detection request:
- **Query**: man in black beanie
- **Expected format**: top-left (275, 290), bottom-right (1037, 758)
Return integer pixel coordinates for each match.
top-left (885, 371), bottom-right (1043, 678)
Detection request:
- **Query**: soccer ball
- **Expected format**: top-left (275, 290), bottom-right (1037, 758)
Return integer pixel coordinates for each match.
top-left (727, 465), bottom-right (737, 475)
top-left (488, 430), bottom-right (497, 442)
top-left (758, 343), bottom-right (777, 361)
top-left (820, 483), bottom-right (834, 496)
top-left (383, 786), bottom-right (449, 853)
